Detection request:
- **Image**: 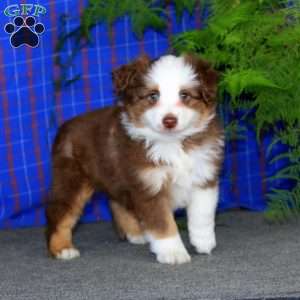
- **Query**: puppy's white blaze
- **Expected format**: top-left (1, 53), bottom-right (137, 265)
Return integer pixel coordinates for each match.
top-left (139, 167), bottom-right (168, 195)
top-left (187, 185), bottom-right (218, 254)
top-left (146, 55), bottom-right (198, 92)
top-left (56, 248), bottom-right (80, 260)
top-left (145, 233), bottom-right (191, 264)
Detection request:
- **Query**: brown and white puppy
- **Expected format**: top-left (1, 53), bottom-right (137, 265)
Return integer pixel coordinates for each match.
top-left (46, 54), bottom-right (224, 264)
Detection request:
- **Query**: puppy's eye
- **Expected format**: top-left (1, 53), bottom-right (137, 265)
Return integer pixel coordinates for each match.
top-left (147, 91), bottom-right (159, 103)
top-left (179, 91), bottom-right (191, 101)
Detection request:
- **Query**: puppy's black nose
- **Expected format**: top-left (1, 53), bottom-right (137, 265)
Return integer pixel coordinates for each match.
top-left (162, 114), bottom-right (178, 129)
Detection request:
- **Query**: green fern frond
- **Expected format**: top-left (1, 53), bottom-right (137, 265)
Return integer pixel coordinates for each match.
top-left (173, 0), bottom-right (197, 19)
top-left (224, 120), bottom-right (247, 141)
top-left (128, 1), bottom-right (166, 37)
top-left (270, 147), bottom-right (300, 164)
top-left (265, 185), bottom-right (300, 222)
top-left (80, 0), bottom-right (197, 39)
top-left (224, 70), bottom-right (283, 98)
top-left (173, 0), bottom-right (300, 222)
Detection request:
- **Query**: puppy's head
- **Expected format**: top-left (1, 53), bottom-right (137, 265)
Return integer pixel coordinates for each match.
top-left (112, 54), bottom-right (218, 141)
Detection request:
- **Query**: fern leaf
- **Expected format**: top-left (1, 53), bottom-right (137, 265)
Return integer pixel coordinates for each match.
top-left (224, 70), bottom-right (283, 98)
top-left (173, 0), bottom-right (197, 19)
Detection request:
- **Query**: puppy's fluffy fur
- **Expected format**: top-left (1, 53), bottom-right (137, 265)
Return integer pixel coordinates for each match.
top-left (46, 54), bottom-right (224, 264)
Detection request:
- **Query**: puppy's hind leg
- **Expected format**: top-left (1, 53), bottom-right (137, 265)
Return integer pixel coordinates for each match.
top-left (46, 156), bottom-right (94, 260)
top-left (110, 200), bottom-right (146, 245)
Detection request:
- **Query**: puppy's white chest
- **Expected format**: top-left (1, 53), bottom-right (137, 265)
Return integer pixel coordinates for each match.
top-left (143, 141), bottom-right (217, 209)
top-left (146, 141), bottom-right (193, 187)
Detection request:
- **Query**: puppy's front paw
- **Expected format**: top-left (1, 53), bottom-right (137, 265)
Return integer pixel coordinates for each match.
top-left (190, 232), bottom-right (216, 254)
top-left (127, 234), bottom-right (147, 245)
top-left (147, 234), bottom-right (191, 265)
top-left (55, 247), bottom-right (80, 260)
top-left (156, 248), bottom-right (191, 265)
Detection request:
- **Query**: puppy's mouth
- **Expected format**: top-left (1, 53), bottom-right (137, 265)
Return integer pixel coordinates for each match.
top-left (151, 123), bottom-right (192, 137)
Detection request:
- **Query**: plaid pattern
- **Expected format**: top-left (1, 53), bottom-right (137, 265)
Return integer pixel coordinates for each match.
top-left (0, 1), bottom-right (284, 229)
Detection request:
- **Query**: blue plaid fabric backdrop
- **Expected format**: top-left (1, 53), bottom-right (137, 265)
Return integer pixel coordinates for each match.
top-left (0, 0), bottom-right (286, 229)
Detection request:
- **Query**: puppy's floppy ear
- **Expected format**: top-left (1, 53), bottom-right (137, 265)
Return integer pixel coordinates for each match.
top-left (112, 55), bottom-right (151, 97)
top-left (184, 54), bottom-right (219, 103)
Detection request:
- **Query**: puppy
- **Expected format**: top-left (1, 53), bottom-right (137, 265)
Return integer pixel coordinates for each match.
top-left (46, 54), bottom-right (224, 264)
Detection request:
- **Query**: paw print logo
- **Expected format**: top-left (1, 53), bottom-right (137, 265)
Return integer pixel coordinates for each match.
top-left (4, 16), bottom-right (45, 48)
